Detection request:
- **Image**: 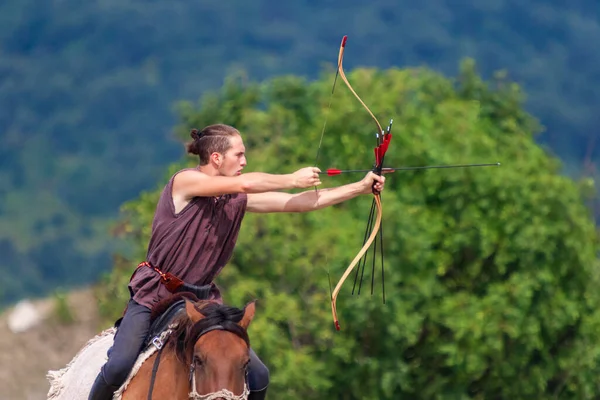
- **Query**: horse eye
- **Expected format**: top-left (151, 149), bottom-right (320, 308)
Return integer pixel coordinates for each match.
top-left (194, 355), bottom-right (204, 366)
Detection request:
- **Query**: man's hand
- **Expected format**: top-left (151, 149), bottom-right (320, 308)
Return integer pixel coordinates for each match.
top-left (358, 171), bottom-right (386, 194)
top-left (292, 167), bottom-right (322, 189)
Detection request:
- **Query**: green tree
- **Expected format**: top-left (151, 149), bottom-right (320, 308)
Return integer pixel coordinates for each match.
top-left (99, 61), bottom-right (600, 399)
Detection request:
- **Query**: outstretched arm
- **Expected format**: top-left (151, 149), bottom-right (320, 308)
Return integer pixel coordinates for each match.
top-left (172, 167), bottom-right (321, 199)
top-left (247, 172), bottom-right (386, 213)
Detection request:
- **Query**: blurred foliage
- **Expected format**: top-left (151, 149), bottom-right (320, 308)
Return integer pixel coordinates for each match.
top-left (1, 0), bottom-right (600, 306)
top-left (51, 289), bottom-right (75, 325)
top-left (98, 62), bottom-right (600, 398)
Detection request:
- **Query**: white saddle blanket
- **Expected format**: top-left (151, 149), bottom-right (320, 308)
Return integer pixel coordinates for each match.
top-left (46, 327), bottom-right (165, 400)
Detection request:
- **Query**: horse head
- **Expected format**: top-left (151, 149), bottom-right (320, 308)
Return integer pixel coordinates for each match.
top-left (180, 299), bottom-right (255, 400)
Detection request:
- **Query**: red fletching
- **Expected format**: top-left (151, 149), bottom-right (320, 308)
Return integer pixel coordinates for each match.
top-left (381, 137), bottom-right (390, 156)
top-left (377, 133), bottom-right (392, 166)
top-left (341, 35), bottom-right (347, 47)
top-left (326, 169), bottom-right (342, 176)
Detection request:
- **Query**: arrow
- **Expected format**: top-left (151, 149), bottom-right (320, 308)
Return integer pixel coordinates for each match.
top-left (320, 162), bottom-right (501, 176)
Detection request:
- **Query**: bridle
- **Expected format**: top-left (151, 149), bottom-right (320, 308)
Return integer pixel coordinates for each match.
top-left (148, 324), bottom-right (250, 400)
top-left (187, 325), bottom-right (250, 400)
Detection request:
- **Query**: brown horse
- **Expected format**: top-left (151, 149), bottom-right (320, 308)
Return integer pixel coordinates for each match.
top-left (120, 296), bottom-right (256, 400)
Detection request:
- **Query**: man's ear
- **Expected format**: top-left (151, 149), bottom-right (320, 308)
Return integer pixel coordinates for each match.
top-left (239, 301), bottom-right (256, 329)
top-left (185, 300), bottom-right (205, 323)
top-left (210, 152), bottom-right (221, 166)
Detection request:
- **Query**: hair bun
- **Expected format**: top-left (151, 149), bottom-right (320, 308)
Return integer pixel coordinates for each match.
top-left (190, 128), bottom-right (202, 140)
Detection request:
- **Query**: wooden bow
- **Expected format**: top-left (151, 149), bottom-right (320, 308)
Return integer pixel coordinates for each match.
top-left (325, 36), bottom-right (392, 330)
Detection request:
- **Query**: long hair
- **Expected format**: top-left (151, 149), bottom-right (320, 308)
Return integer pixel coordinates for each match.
top-left (186, 124), bottom-right (240, 165)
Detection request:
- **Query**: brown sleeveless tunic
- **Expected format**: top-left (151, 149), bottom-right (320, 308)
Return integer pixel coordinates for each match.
top-left (128, 168), bottom-right (248, 309)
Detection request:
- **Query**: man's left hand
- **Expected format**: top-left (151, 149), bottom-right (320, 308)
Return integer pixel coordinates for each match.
top-left (358, 172), bottom-right (386, 194)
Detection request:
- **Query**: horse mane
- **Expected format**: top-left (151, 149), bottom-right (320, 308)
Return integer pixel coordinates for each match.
top-left (150, 291), bottom-right (200, 322)
top-left (166, 298), bottom-right (250, 366)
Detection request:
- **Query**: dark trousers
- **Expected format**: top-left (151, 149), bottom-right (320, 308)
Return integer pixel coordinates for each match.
top-left (89, 298), bottom-right (269, 400)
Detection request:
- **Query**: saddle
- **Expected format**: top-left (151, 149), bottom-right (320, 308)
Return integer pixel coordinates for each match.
top-left (143, 282), bottom-right (212, 349)
top-left (144, 299), bottom-right (186, 349)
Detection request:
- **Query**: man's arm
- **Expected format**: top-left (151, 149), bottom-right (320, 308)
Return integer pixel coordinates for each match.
top-left (173, 167), bottom-right (320, 200)
top-left (246, 172), bottom-right (386, 213)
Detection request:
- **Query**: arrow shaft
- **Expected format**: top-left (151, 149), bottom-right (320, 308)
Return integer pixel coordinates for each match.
top-left (320, 162), bottom-right (500, 176)
top-left (389, 162), bottom-right (500, 171)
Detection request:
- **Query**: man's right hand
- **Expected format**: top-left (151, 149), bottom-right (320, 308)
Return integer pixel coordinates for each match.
top-left (292, 167), bottom-right (322, 188)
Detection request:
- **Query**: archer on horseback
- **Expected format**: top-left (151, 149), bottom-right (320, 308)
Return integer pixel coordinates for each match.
top-left (89, 123), bottom-right (386, 400)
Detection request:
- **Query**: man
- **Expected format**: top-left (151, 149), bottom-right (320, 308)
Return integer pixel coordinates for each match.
top-left (89, 123), bottom-right (386, 399)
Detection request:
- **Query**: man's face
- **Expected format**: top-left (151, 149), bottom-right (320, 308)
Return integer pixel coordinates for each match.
top-left (218, 134), bottom-right (247, 176)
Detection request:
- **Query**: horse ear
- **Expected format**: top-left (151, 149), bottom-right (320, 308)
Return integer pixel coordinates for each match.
top-left (185, 300), bottom-right (205, 323)
top-left (239, 301), bottom-right (256, 329)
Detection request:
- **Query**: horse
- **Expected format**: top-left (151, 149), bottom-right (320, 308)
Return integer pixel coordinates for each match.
top-left (47, 293), bottom-right (256, 400)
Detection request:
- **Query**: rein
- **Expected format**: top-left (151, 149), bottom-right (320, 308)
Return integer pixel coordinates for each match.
top-left (147, 323), bottom-right (250, 400)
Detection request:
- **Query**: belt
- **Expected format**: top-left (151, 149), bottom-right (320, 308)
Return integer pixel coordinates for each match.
top-left (136, 261), bottom-right (212, 300)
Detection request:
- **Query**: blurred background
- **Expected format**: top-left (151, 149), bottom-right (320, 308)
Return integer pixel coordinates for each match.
top-left (1, 1), bottom-right (600, 399)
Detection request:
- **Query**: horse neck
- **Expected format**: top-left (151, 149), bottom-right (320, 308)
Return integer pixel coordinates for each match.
top-left (123, 350), bottom-right (190, 399)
